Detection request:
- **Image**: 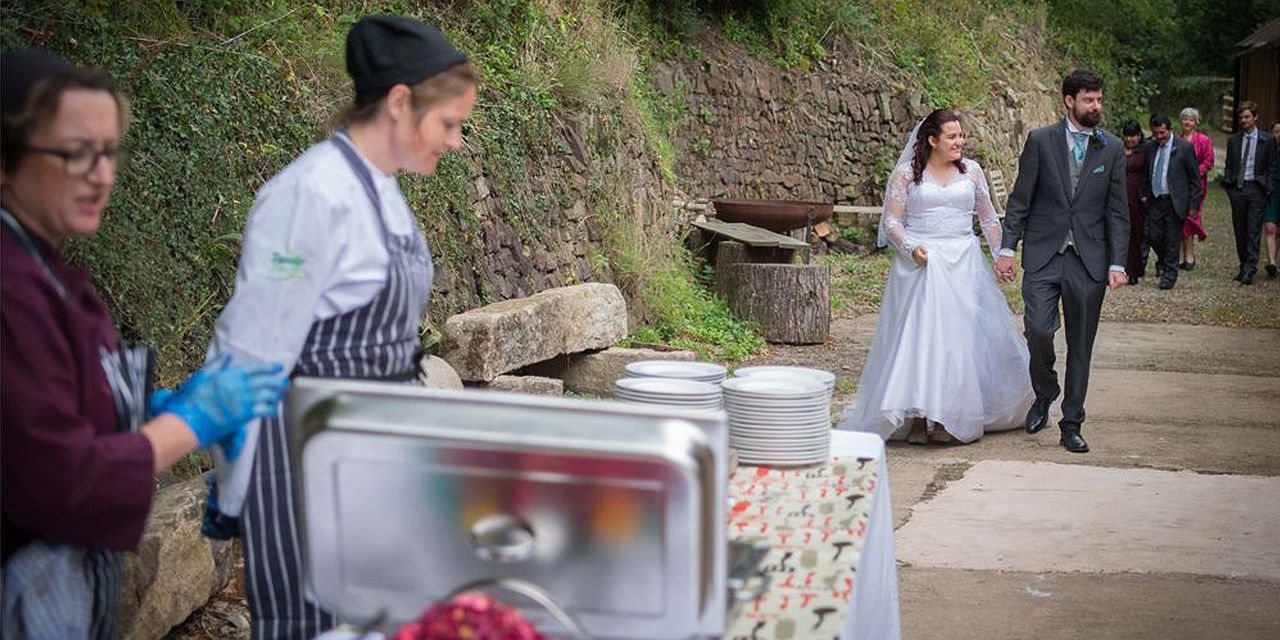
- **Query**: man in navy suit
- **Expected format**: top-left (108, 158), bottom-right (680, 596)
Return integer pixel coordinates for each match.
top-left (1222, 100), bottom-right (1277, 285)
top-left (1140, 113), bottom-right (1202, 289)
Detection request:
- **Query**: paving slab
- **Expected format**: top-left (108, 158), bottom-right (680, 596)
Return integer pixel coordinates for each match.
top-left (884, 414), bottom-right (1280, 476)
top-left (895, 460), bottom-right (1280, 579)
top-left (1071, 368), bottom-right (1279, 428)
top-left (1064, 322), bottom-right (1280, 376)
top-left (898, 567), bottom-right (1280, 640)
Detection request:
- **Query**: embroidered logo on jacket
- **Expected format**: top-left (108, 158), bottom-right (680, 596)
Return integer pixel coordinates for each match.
top-left (268, 251), bottom-right (306, 280)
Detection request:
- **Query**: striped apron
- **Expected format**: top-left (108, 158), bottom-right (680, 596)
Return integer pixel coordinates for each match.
top-left (1, 208), bottom-right (151, 640)
top-left (241, 135), bottom-right (433, 640)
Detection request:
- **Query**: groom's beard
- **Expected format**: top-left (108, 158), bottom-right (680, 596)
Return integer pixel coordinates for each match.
top-left (1075, 108), bottom-right (1102, 129)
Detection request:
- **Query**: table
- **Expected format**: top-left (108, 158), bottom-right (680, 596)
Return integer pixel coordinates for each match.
top-left (724, 430), bottom-right (900, 640)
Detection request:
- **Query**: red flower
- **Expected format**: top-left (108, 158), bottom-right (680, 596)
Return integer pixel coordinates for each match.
top-left (393, 591), bottom-right (545, 640)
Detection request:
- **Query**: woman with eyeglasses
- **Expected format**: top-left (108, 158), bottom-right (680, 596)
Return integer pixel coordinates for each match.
top-left (0, 49), bottom-right (288, 639)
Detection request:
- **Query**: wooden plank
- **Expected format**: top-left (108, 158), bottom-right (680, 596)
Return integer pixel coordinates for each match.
top-left (693, 219), bottom-right (809, 249)
top-left (832, 205), bottom-right (883, 215)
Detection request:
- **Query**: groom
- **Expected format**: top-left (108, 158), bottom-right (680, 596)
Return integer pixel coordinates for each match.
top-left (995, 69), bottom-right (1129, 453)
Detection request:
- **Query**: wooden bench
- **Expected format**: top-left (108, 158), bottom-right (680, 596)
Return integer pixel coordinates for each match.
top-left (692, 220), bottom-right (829, 345)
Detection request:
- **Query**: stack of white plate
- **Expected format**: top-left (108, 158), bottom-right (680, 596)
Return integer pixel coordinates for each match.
top-left (623, 360), bottom-right (728, 384)
top-left (732, 365), bottom-right (836, 398)
top-left (614, 377), bottom-right (723, 411)
top-left (721, 376), bottom-right (831, 466)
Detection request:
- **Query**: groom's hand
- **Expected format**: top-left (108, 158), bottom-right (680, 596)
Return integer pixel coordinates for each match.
top-left (1107, 271), bottom-right (1127, 290)
top-left (994, 255), bottom-right (1017, 282)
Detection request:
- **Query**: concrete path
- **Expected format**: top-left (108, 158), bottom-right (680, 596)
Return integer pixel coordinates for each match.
top-left (834, 317), bottom-right (1280, 639)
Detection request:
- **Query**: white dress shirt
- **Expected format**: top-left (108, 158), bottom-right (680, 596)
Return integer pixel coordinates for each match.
top-left (1242, 129), bottom-right (1258, 182)
top-left (1151, 138), bottom-right (1172, 196)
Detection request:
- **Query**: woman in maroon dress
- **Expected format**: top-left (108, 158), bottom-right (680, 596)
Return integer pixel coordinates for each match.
top-left (1122, 121), bottom-right (1149, 284)
top-left (1178, 107), bottom-right (1214, 270)
top-left (0, 49), bottom-right (286, 638)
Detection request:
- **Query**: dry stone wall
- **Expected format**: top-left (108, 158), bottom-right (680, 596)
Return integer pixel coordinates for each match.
top-left (659, 38), bottom-right (1062, 208)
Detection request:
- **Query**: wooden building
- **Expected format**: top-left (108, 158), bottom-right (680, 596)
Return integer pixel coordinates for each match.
top-left (1233, 17), bottom-right (1280, 129)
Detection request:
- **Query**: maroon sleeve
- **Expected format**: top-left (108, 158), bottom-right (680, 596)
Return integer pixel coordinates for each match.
top-left (1, 254), bottom-right (156, 552)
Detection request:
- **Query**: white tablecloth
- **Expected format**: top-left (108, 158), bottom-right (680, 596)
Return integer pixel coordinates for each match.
top-left (832, 430), bottom-right (902, 640)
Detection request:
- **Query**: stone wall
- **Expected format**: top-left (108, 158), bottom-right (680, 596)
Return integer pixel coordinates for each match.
top-left (422, 109), bottom-right (678, 327)
top-left (658, 37), bottom-right (1063, 208)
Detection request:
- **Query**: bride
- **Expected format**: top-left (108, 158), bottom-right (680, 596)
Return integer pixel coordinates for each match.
top-left (839, 108), bottom-right (1034, 444)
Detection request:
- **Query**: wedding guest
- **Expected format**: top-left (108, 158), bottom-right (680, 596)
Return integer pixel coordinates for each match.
top-left (203, 16), bottom-right (477, 639)
top-left (1122, 120), bottom-right (1149, 284)
top-left (1178, 107), bottom-right (1213, 270)
top-left (1222, 100), bottom-right (1277, 285)
top-left (1263, 120), bottom-right (1280, 278)
top-left (1140, 113), bottom-right (1201, 290)
top-left (0, 48), bottom-right (285, 639)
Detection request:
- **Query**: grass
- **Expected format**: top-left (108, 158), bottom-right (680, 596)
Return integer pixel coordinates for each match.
top-left (825, 188), bottom-right (1279, 329)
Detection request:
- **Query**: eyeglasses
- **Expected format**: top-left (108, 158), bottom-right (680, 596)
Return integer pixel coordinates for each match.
top-left (27, 144), bottom-right (127, 178)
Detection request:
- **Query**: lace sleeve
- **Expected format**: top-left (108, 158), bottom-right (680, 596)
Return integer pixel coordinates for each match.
top-left (880, 163), bottom-right (917, 260)
top-left (968, 160), bottom-right (1002, 256)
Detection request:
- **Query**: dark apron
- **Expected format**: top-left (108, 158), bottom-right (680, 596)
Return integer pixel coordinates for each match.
top-left (1, 208), bottom-right (153, 640)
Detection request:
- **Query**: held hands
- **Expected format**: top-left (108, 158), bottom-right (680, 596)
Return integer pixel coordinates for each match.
top-left (1107, 270), bottom-right (1128, 290)
top-left (156, 354), bottom-right (288, 461)
top-left (994, 255), bottom-right (1017, 282)
top-left (911, 245), bottom-right (929, 267)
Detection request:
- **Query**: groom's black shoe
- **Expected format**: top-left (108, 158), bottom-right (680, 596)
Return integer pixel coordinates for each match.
top-left (1059, 429), bottom-right (1089, 453)
top-left (1025, 398), bottom-right (1051, 434)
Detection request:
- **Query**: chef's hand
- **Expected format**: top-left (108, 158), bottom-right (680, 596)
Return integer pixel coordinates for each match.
top-left (162, 355), bottom-right (287, 461)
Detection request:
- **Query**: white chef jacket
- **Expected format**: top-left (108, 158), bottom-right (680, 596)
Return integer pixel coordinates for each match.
top-left (208, 133), bottom-right (424, 515)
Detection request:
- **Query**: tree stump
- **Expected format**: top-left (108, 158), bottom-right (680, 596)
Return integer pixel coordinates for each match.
top-left (716, 241), bottom-right (830, 344)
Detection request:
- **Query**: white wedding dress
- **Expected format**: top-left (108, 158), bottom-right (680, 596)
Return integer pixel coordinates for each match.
top-left (838, 158), bottom-right (1034, 443)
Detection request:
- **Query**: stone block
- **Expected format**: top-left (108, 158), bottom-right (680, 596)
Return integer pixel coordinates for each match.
top-left (440, 283), bottom-right (628, 381)
top-left (419, 355), bottom-right (464, 390)
top-left (529, 347), bottom-right (699, 397)
top-left (118, 476), bottom-right (234, 640)
top-left (481, 375), bottom-right (564, 396)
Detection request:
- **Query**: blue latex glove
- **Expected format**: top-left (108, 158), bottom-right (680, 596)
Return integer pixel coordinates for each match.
top-left (162, 354), bottom-right (288, 460)
top-left (150, 386), bottom-right (252, 461)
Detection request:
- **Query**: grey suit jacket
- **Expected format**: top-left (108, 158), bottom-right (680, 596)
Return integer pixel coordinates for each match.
top-left (1139, 136), bottom-right (1203, 219)
top-left (1001, 119), bottom-right (1130, 281)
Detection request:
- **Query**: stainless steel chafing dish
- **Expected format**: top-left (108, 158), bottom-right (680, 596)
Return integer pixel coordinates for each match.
top-left (288, 377), bottom-right (748, 639)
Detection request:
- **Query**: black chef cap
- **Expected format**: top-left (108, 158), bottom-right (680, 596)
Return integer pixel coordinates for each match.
top-left (1, 48), bottom-right (74, 116)
top-left (346, 15), bottom-right (468, 100)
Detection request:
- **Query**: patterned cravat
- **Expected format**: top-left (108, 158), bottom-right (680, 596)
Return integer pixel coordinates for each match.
top-left (1071, 132), bottom-right (1089, 169)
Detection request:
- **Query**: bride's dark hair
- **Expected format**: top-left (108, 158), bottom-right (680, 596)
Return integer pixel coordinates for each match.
top-left (911, 108), bottom-right (966, 184)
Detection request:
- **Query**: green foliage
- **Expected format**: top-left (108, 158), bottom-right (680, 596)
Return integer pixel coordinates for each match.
top-left (1043, 0), bottom-right (1273, 127)
top-left (634, 0), bottom-right (872, 69)
top-left (617, 247), bottom-right (764, 361)
top-left (2, 3), bottom-right (326, 383)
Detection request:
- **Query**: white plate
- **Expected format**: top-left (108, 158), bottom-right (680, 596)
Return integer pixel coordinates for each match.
top-left (733, 366), bottom-right (836, 389)
top-left (624, 360), bottom-right (727, 380)
top-left (615, 377), bottom-right (721, 396)
top-left (720, 376), bottom-right (826, 397)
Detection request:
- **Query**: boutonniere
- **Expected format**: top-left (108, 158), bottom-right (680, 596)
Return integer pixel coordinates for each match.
top-left (1088, 131), bottom-right (1107, 151)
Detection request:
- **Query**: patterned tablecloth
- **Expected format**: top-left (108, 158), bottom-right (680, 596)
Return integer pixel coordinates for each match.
top-left (723, 457), bottom-right (879, 640)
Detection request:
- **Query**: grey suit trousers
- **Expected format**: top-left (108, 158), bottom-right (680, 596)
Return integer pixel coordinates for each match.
top-left (1022, 247), bottom-right (1106, 430)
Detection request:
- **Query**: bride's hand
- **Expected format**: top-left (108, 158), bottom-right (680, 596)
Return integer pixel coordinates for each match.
top-left (912, 245), bottom-right (929, 267)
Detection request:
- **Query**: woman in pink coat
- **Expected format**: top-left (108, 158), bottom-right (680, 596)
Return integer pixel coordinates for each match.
top-left (1179, 107), bottom-right (1213, 270)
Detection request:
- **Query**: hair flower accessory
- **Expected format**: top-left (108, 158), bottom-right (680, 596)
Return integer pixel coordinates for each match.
top-left (393, 591), bottom-right (545, 640)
